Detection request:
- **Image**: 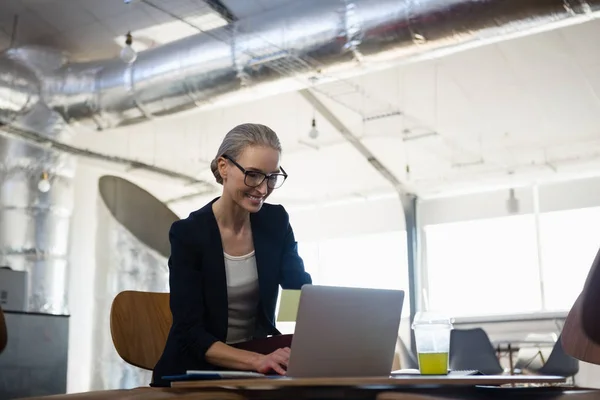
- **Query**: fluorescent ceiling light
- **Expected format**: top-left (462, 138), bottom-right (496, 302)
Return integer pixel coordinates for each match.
top-left (114, 12), bottom-right (228, 52)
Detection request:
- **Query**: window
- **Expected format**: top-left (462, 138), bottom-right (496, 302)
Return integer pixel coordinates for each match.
top-left (539, 207), bottom-right (600, 311)
top-left (297, 241), bottom-right (321, 283)
top-left (425, 215), bottom-right (541, 317)
top-left (298, 231), bottom-right (410, 317)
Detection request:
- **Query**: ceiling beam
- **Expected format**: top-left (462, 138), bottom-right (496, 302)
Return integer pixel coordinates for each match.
top-left (298, 88), bottom-right (421, 347)
top-left (204, 0), bottom-right (237, 22)
top-left (0, 122), bottom-right (214, 190)
top-left (297, 89), bottom-right (413, 198)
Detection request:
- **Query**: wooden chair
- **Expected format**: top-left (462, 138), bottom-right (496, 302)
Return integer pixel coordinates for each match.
top-left (110, 291), bottom-right (172, 370)
top-left (0, 305), bottom-right (7, 354)
top-left (562, 246), bottom-right (600, 365)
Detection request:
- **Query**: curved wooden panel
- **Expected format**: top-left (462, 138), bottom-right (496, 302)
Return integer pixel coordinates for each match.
top-left (562, 247), bottom-right (600, 365)
top-left (98, 176), bottom-right (179, 259)
top-left (581, 248), bottom-right (600, 345)
top-left (110, 291), bottom-right (172, 370)
top-left (562, 295), bottom-right (600, 365)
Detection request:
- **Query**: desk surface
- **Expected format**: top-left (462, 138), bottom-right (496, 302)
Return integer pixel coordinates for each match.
top-left (172, 374), bottom-right (566, 389)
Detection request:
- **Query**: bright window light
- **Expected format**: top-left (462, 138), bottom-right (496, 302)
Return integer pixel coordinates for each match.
top-left (298, 231), bottom-right (410, 318)
top-left (114, 12), bottom-right (228, 52)
top-left (539, 206), bottom-right (600, 311)
top-left (425, 215), bottom-right (541, 317)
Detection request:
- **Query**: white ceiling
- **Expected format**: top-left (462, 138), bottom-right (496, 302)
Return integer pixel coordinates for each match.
top-left (4, 1), bottom-right (600, 212)
top-left (74, 17), bottom-right (600, 212)
top-left (0, 0), bottom-right (291, 61)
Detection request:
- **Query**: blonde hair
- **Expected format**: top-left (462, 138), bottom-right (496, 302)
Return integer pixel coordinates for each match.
top-left (210, 123), bottom-right (282, 185)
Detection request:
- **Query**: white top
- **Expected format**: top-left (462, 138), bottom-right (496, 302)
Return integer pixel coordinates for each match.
top-left (223, 250), bottom-right (259, 344)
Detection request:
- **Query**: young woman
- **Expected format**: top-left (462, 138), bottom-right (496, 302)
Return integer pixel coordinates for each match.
top-left (152, 123), bottom-right (312, 386)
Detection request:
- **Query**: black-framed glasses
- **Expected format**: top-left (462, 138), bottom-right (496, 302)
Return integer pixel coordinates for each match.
top-left (222, 154), bottom-right (288, 189)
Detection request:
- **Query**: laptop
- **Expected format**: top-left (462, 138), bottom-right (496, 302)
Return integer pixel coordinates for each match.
top-left (285, 285), bottom-right (404, 378)
top-left (182, 285), bottom-right (404, 380)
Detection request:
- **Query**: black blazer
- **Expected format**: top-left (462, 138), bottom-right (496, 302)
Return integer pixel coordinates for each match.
top-left (152, 198), bottom-right (312, 386)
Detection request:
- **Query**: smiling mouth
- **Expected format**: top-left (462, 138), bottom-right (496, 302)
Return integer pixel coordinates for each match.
top-left (246, 194), bottom-right (264, 202)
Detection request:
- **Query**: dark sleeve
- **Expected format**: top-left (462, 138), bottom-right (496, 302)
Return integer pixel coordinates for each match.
top-left (168, 220), bottom-right (219, 359)
top-left (278, 206), bottom-right (312, 289)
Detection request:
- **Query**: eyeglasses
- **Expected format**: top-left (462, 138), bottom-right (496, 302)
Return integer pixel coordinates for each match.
top-left (222, 154), bottom-right (288, 189)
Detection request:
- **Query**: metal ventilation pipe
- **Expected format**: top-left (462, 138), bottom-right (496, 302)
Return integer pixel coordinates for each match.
top-left (0, 124), bottom-right (75, 314)
top-left (1, 0), bottom-right (600, 315)
top-left (3, 0), bottom-right (600, 130)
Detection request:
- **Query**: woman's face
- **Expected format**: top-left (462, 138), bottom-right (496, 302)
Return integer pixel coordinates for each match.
top-left (219, 145), bottom-right (281, 213)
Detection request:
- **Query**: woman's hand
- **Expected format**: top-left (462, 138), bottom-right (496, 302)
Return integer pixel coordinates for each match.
top-left (252, 347), bottom-right (291, 375)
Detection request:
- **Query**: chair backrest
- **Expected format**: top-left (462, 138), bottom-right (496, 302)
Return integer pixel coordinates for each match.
top-left (562, 294), bottom-right (600, 365)
top-left (581, 246), bottom-right (600, 344)
top-left (539, 334), bottom-right (579, 377)
top-left (562, 245), bottom-right (600, 365)
top-left (110, 291), bottom-right (171, 370)
top-left (450, 328), bottom-right (504, 375)
top-left (0, 306), bottom-right (6, 354)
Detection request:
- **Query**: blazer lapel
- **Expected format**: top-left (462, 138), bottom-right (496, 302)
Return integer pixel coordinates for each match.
top-left (250, 212), bottom-right (269, 301)
top-left (203, 211), bottom-right (229, 339)
top-left (250, 212), bottom-right (281, 336)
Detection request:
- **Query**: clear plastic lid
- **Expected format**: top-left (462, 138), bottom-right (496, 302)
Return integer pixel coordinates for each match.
top-left (411, 311), bottom-right (454, 328)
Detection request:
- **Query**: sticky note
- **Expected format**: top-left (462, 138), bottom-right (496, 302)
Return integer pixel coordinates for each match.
top-left (276, 289), bottom-right (302, 322)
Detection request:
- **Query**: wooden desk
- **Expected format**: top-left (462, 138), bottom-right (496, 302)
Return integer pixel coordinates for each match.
top-left (172, 374), bottom-right (566, 389)
top-left (17, 378), bottom-right (597, 400)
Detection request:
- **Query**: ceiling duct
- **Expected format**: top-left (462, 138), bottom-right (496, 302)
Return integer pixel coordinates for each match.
top-left (1, 0), bottom-right (599, 131)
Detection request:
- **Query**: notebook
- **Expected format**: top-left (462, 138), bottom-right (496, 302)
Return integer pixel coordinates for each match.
top-left (162, 371), bottom-right (266, 381)
top-left (391, 369), bottom-right (483, 376)
top-left (276, 289), bottom-right (301, 322)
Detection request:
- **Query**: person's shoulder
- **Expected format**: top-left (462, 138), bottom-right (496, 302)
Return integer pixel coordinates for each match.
top-left (255, 203), bottom-right (290, 237)
top-left (170, 198), bottom-right (217, 235)
top-left (260, 202), bottom-right (289, 223)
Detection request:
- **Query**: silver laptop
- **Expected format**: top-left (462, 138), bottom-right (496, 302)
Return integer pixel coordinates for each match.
top-left (286, 285), bottom-right (404, 378)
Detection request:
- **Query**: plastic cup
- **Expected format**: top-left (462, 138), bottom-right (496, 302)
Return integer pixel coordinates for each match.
top-left (411, 312), bottom-right (453, 375)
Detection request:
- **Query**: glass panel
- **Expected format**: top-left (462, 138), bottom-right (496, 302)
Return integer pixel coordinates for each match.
top-left (298, 231), bottom-right (410, 317)
top-left (539, 207), bottom-right (600, 311)
top-left (297, 241), bottom-right (321, 282)
top-left (425, 215), bottom-right (541, 317)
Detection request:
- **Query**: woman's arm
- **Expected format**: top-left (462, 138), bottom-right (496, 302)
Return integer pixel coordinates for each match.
top-left (205, 342), bottom-right (259, 370)
top-left (205, 342), bottom-right (289, 374)
top-left (278, 206), bottom-right (312, 289)
top-left (168, 220), bottom-right (219, 357)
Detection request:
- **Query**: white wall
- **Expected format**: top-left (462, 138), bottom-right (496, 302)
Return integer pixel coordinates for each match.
top-left (287, 195), bottom-right (406, 242)
top-left (67, 163), bottom-right (104, 393)
top-left (418, 175), bottom-right (600, 225)
top-left (284, 175), bottom-right (600, 243)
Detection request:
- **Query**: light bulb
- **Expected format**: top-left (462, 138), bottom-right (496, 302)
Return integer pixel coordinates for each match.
top-left (38, 178), bottom-right (51, 193)
top-left (120, 45), bottom-right (137, 64)
top-left (308, 118), bottom-right (319, 139)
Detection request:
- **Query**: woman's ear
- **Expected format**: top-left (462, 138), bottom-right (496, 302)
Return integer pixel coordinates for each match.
top-left (217, 157), bottom-right (228, 182)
